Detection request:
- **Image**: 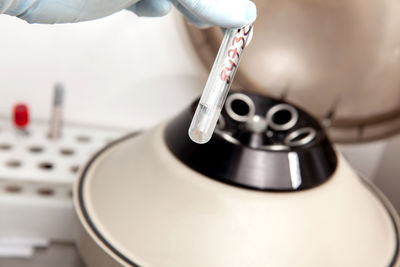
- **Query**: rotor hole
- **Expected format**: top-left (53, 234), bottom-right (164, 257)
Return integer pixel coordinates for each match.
top-left (231, 99), bottom-right (250, 116)
top-left (272, 110), bottom-right (292, 125)
top-left (285, 128), bottom-right (317, 147)
top-left (291, 132), bottom-right (310, 142)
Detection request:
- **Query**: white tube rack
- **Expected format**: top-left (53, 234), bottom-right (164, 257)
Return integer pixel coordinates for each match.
top-left (0, 119), bottom-right (128, 257)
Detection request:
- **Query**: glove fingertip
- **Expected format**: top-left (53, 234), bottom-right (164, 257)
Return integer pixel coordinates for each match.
top-left (170, 0), bottom-right (212, 28)
top-left (245, 1), bottom-right (257, 23)
top-left (128, 0), bottom-right (172, 17)
top-left (177, 0), bottom-right (257, 28)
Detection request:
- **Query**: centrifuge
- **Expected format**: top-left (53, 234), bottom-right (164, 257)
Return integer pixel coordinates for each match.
top-left (74, 92), bottom-right (400, 267)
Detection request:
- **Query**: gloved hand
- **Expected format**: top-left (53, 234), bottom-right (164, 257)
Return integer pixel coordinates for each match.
top-left (0, 0), bottom-right (256, 28)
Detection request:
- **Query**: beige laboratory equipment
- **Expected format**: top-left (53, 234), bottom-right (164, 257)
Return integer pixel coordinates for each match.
top-left (74, 92), bottom-right (400, 267)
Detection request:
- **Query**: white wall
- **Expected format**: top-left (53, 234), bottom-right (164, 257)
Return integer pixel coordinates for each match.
top-left (0, 10), bottom-right (207, 130)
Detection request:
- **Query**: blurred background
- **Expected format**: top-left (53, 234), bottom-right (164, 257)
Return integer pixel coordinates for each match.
top-left (1, 8), bottom-right (399, 207)
top-left (0, 10), bottom-right (205, 130)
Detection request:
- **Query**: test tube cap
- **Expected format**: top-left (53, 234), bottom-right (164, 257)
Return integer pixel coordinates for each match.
top-left (13, 103), bottom-right (30, 129)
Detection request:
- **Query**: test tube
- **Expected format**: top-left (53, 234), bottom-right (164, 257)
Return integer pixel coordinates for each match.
top-left (48, 83), bottom-right (64, 140)
top-left (189, 24), bottom-right (254, 144)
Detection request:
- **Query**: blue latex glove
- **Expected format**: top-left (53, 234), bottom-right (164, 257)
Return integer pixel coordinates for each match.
top-left (0, 0), bottom-right (256, 28)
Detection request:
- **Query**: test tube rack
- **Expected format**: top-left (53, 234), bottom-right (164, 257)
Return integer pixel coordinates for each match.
top-left (0, 118), bottom-right (128, 257)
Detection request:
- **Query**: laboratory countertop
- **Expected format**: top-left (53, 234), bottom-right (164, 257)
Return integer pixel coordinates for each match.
top-left (0, 242), bottom-right (86, 267)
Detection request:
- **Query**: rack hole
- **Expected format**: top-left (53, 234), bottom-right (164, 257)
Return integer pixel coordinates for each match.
top-left (37, 188), bottom-right (54, 196)
top-left (60, 148), bottom-right (75, 156)
top-left (6, 160), bottom-right (22, 168)
top-left (76, 135), bottom-right (90, 143)
top-left (70, 165), bottom-right (80, 174)
top-left (5, 185), bottom-right (22, 193)
top-left (29, 146), bottom-right (44, 153)
top-left (38, 162), bottom-right (54, 170)
top-left (0, 143), bottom-right (12, 151)
top-left (67, 190), bottom-right (73, 198)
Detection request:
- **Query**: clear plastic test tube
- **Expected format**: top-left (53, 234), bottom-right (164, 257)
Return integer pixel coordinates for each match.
top-left (189, 24), bottom-right (254, 144)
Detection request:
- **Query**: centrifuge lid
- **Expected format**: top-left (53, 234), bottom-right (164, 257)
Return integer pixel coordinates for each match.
top-left (185, 0), bottom-right (400, 142)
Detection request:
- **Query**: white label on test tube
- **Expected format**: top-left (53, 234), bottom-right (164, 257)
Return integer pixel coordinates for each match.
top-left (189, 24), bottom-right (254, 144)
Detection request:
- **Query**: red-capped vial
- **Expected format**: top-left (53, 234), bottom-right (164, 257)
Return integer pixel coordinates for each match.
top-left (13, 103), bottom-right (30, 129)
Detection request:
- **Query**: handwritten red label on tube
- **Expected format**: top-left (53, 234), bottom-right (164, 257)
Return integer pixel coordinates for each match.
top-left (219, 25), bottom-right (253, 84)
